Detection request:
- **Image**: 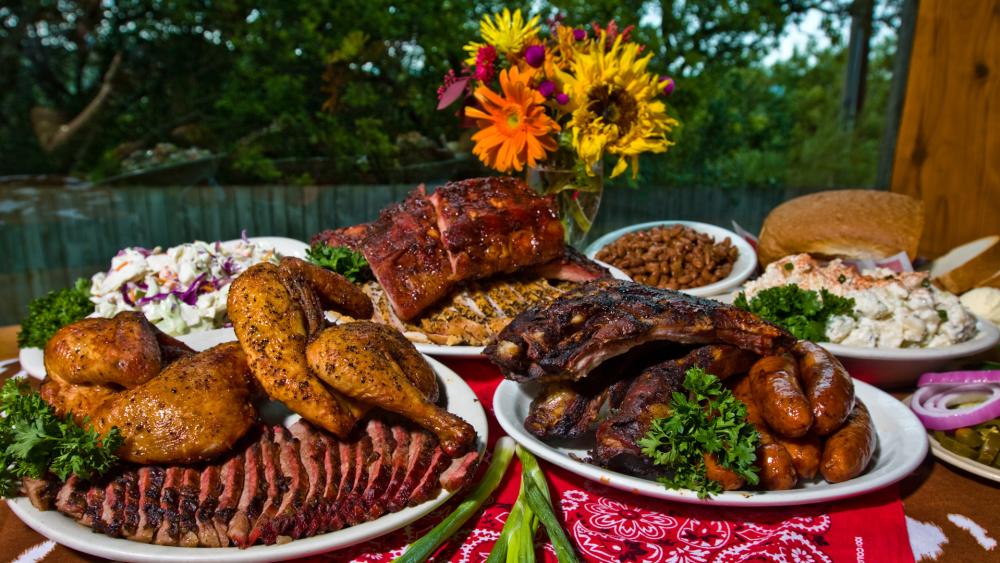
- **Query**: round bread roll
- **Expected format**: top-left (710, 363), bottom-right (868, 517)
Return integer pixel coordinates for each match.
top-left (757, 190), bottom-right (924, 266)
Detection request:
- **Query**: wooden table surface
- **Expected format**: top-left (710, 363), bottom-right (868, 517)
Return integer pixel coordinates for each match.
top-left (1, 325), bottom-right (997, 562)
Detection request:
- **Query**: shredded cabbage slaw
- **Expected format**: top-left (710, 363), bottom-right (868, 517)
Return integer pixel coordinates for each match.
top-left (90, 237), bottom-right (280, 335)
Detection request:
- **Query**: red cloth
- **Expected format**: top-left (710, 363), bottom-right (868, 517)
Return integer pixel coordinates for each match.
top-left (312, 358), bottom-right (915, 563)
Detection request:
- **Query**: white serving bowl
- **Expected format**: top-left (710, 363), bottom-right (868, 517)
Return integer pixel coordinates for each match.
top-left (584, 220), bottom-right (757, 297)
top-left (713, 289), bottom-right (1000, 388)
top-left (821, 320), bottom-right (1000, 388)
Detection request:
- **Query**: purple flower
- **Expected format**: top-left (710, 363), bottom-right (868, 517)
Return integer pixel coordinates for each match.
top-left (573, 28), bottom-right (587, 41)
top-left (538, 80), bottom-right (556, 97)
top-left (556, 92), bottom-right (569, 105)
top-left (660, 76), bottom-right (676, 96)
top-left (525, 44), bottom-right (545, 68)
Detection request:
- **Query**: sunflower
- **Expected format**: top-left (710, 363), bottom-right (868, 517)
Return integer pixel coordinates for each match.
top-left (465, 66), bottom-right (560, 173)
top-left (464, 8), bottom-right (541, 64)
top-left (560, 35), bottom-right (678, 178)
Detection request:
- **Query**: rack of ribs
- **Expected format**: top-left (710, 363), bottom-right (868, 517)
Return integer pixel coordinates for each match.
top-left (310, 177), bottom-right (603, 321)
top-left (485, 279), bottom-right (795, 383)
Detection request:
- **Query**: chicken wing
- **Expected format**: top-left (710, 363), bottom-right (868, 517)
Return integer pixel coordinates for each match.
top-left (91, 342), bottom-right (256, 464)
top-left (44, 312), bottom-right (162, 388)
top-left (228, 261), bottom-right (364, 438)
top-left (306, 321), bottom-right (474, 456)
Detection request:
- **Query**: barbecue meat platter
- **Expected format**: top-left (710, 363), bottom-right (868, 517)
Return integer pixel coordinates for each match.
top-left (489, 279), bottom-right (927, 505)
top-left (313, 176), bottom-right (618, 349)
top-left (12, 256), bottom-right (487, 552)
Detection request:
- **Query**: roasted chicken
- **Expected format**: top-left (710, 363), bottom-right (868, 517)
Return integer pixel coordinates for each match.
top-left (91, 342), bottom-right (256, 464)
top-left (307, 321), bottom-right (475, 456)
top-left (229, 257), bottom-right (475, 455)
top-left (227, 259), bottom-right (367, 438)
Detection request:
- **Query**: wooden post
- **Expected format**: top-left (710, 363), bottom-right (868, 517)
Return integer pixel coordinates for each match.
top-left (890, 0), bottom-right (1000, 258)
top-left (841, 0), bottom-right (875, 130)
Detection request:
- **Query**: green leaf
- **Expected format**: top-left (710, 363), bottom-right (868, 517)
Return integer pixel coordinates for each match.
top-left (17, 279), bottom-right (94, 349)
top-left (639, 368), bottom-right (760, 499)
top-left (732, 284), bottom-right (856, 341)
top-left (305, 243), bottom-right (372, 283)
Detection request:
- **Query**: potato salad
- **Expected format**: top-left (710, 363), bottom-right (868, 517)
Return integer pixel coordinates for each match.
top-left (90, 238), bottom-right (280, 335)
top-left (744, 254), bottom-right (977, 348)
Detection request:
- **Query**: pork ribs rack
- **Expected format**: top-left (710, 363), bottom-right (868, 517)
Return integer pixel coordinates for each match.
top-left (485, 279), bottom-right (795, 383)
top-left (312, 177), bottom-right (579, 321)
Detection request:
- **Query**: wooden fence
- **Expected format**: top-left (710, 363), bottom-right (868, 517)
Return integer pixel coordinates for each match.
top-left (0, 183), bottom-right (818, 325)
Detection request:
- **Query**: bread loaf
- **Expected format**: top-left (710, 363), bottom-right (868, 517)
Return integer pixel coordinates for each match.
top-left (931, 236), bottom-right (1000, 293)
top-left (757, 190), bottom-right (924, 265)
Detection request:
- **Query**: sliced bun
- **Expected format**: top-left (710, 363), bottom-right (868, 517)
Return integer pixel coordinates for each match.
top-left (981, 270), bottom-right (1000, 289)
top-left (757, 190), bottom-right (924, 265)
top-left (931, 236), bottom-right (1000, 293)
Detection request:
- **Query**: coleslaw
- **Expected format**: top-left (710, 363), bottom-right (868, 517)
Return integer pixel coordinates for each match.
top-left (90, 238), bottom-right (280, 335)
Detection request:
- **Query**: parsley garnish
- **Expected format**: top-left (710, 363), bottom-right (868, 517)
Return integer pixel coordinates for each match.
top-left (638, 368), bottom-right (760, 498)
top-left (0, 379), bottom-right (122, 497)
top-left (306, 243), bottom-right (371, 283)
top-left (734, 285), bottom-right (856, 341)
top-left (937, 309), bottom-right (948, 322)
top-left (17, 279), bottom-right (94, 349)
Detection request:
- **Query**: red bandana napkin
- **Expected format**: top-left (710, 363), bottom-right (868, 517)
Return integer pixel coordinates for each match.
top-left (305, 358), bottom-right (915, 563)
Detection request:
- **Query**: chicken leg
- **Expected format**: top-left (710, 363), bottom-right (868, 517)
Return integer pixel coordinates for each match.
top-left (306, 321), bottom-right (475, 456)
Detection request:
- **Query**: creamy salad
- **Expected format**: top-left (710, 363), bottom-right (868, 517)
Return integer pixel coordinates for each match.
top-left (90, 238), bottom-right (280, 335)
top-left (744, 254), bottom-right (978, 348)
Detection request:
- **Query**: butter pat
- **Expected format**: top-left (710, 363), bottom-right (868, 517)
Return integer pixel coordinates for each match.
top-left (960, 287), bottom-right (1000, 325)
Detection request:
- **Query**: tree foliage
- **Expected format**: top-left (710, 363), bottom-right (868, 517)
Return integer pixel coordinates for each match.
top-left (0, 0), bottom-right (902, 188)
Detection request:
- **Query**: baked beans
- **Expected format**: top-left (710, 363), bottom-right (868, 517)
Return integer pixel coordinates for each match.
top-left (595, 225), bottom-right (739, 290)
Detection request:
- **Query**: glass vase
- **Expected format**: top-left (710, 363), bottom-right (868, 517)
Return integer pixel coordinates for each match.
top-left (525, 153), bottom-right (604, 248)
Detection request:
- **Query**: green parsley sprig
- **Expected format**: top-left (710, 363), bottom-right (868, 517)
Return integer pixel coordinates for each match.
top-left (734, 284), bottom-right (855, 341)
top-left (0, 379), bottom-right (122, 497)
top-left (305, 242), bottom-right (371, 283)
top-left (638, 368), bottom-right (760, 498)
top-left (17, 278), bottom-right (94, 349)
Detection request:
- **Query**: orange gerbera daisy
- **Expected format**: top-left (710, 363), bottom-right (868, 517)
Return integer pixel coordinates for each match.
top-left (465, 66), bottom-right (560, 172)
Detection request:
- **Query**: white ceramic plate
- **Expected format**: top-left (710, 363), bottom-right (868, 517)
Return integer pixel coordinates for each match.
top-left (495, 378), bottom-right (926, 507)
top-left (584, 221), bottom-right (757, 297)
top-left (900, 396), bottom-right (1000, 484)
top-left (927, 432), bottom-right (1000, 484)
top-left (711, 292), bottom-right (1000, 388)
top-left (18, 237), bottom-right (310, 379)
top-left (8, 333), bottom-right (489, 562)
top-left (410, 262), bottom-right (631, 358)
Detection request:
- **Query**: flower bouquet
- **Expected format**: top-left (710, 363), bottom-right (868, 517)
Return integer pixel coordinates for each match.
top-left (437, 9), bottom-right (679, 243)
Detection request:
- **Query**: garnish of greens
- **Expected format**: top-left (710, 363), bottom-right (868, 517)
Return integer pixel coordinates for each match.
top-left (0, 379), bottom-right (122, 497)
top-left (638, 368), bottom-right (760, 499)
top-left (17, 278), bottom-right (94, 349)
top-left (305, 242), bottom-right (371, 283)
top-left (734, 284), bottom-right (856, 341)
top-left (486, 445), bottom-right (580, 563)
top-left (396, 437), bottom-right (515, 563)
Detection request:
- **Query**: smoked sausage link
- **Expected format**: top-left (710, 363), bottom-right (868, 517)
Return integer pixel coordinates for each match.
top-left (820, 401), bottom-right (876, 483)
top-left (730, 375), bottom-right (799, 490)
top-left (794, 341), bottom-right (855, 437)
top-left (749, 355), bottom-right (813, 438)
top-left (774, 434), bottom-right (822, 480)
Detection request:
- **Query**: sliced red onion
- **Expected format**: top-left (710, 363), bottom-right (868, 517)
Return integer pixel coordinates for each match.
top-left (918, 370), bottom-right (1000, 387)
top-left (910, 383), bottom-right (1000, 430)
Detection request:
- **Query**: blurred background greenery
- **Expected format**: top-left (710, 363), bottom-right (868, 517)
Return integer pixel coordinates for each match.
top-left (0, 0), bottom-right (905, 189)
